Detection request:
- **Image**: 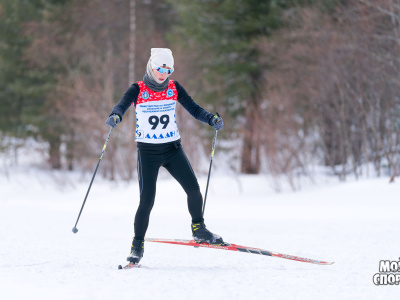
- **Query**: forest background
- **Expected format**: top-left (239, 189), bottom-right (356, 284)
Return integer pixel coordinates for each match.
top-left (1, 0), bottom-right (399, 190)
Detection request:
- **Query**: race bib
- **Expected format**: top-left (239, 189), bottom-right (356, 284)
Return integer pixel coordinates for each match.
top-left (135, 81), bottom-right (180, 143)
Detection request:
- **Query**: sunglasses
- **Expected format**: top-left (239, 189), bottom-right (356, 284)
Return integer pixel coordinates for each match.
top-left (156, 66), bottom-right (174, 75)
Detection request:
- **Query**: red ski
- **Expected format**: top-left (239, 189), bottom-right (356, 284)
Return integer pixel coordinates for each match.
top-left (145, 238), bottom-right (334, 265)
top-left (118, 263), bottom-right (141, 270)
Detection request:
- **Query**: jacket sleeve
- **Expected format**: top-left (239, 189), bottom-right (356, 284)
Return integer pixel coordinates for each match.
top-left (175, 81), bottom-right (214, 125)
top-left (109, 83), bottom-right (140, 121)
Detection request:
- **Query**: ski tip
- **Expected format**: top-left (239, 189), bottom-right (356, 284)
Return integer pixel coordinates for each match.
top-left (119, 263), bottom-right (141, 270)
top-left (316, 261), bottom-right (334, 265)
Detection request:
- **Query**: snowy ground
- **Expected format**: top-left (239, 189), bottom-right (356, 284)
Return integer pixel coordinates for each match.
top-left (1, 167), bottom-right (400, 300)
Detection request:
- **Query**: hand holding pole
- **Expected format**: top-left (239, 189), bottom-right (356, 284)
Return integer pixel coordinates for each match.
top-left (202, 113), bottom-right (220, 217)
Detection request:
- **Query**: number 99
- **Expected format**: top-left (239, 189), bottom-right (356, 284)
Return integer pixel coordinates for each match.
top-left (149, 115), bottom-right (170, 130)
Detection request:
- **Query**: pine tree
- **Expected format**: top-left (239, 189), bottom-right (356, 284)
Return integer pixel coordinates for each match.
top-left (0, 0), bottom-right (69, 168)
top-left (169, 0), bottom-right (285, 173)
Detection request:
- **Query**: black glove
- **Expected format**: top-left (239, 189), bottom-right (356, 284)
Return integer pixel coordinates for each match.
top-left (106, 114), bottom-right (121, 128)
top-left (209, 114), bottom-right (223, 131)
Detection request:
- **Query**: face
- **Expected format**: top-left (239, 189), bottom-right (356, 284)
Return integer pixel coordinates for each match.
top-left (152, 67), bottom-right (171, 82)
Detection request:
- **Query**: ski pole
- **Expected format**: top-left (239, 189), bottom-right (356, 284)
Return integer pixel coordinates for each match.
top-left (202, 113), bottom-right (220, 217)
top-left (72, 127), bottom-right (114, 234)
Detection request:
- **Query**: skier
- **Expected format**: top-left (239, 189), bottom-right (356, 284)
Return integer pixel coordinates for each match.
top-left (106, 48), bottom-right (225, 265)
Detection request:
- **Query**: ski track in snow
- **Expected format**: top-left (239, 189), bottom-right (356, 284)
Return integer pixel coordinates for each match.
top-left (1, 171), bottom-right (400, 300)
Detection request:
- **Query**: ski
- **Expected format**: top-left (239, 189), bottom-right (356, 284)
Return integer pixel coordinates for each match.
top-left (118, 263), bottom-right (141, 270)
top-left (145, 238), bottom-right (334, 265)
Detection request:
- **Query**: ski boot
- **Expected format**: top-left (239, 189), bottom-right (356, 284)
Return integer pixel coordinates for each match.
top-left (191, 221), bottom-right (227, 245)
top-left (126, 238), bottom-right (144, 265)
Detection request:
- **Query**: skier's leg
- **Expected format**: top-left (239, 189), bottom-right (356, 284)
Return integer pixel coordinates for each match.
top-left (163, 145), bottom-right (203, 223)
top-left (163, 144), bottom-right (225, 245)
top-left (134, 148), bottom-right (161, 240)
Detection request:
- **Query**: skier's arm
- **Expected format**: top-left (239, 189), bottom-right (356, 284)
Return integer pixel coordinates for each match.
top-left (109, 83), bottom-right (140, 121)
top-left (175, 81), bottom-right (215, 125)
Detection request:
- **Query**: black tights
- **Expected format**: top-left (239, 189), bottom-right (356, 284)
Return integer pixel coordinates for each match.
top-left (134, 140), bottom-right (203, 240)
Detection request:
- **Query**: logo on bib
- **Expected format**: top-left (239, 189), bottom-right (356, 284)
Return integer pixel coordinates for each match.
top-left (166, 89), bottom-right (173, 98)
top-left (142, 91), bottom-right (149, 100)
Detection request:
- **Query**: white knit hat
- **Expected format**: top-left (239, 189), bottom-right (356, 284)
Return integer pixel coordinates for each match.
top-left (150, 48), bottom-right (174, 69)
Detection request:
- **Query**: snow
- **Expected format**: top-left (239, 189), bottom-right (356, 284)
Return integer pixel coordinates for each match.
top-left (1, 167), bottom-right (400, 300)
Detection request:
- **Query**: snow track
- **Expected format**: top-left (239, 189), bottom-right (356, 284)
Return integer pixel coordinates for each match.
top-left (1, 172), bottom-right (399, 299)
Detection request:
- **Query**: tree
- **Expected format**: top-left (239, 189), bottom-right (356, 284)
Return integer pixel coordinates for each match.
top-left (23, 0), bottom-right (176, 177)
top-left (0, 0), bottom-right (70, 168)
top-left (169, 0), bottom-right (285, 173)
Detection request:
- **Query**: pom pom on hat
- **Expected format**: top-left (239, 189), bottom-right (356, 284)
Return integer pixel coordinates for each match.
top-left (150, 48), bottom-right (174, 69)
